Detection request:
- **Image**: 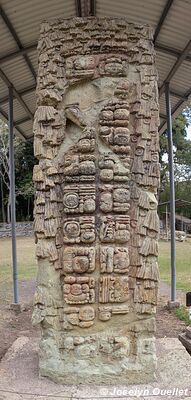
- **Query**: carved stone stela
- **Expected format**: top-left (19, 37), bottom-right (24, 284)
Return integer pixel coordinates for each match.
top-left (33, 17), bottom-right (160, 384)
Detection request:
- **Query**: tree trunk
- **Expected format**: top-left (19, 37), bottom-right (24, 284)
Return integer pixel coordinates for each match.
top-left (0, 173), bottom-right (6, 223)
top-left (7, 192), bottom-right (11, 224)
top-left (27, 197), bottom-right (30, 221)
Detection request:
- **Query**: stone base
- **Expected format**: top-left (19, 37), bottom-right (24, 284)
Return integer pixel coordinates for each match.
top-left (167, 301), bottom-right (180, 310)
top-left (179, 327), bottom-right (191, 356)
top-left (40, 366), bottom-right (156, 385)
top-left (1, 337), bottom-right (191, 399)
top-left (40, 359), bottom-right (156, 385)
top-left (10, 303), bottom-right (21, 314)
top-left (39, 332), bottom-right (157, 385)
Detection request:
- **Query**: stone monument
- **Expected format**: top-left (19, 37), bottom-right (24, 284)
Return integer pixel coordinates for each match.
top-left (33, 17), bottom-right (160, 384)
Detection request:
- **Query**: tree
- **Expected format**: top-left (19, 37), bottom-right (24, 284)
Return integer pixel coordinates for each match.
top-left (159, 110), bottom-right (191, 218)
top-left (0, 119), bottom-right (37, 222)
top-left (0, 121), bottom-right (11, 222)
top-left (15, 139), bottom-right (36, 220)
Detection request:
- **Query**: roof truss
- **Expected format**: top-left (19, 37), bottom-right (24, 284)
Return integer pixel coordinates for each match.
top-left (0, 106), bottom-right (27, 139)
top-left (154, 0), bottom-right (174, 43)
top-left (0, 6), bottom-right (36, 79)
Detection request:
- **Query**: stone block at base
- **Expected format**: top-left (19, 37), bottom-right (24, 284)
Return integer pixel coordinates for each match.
top-left (167, 301), bottom-right (180, 310)
top-left (10, 303), bottom-right (21, 313)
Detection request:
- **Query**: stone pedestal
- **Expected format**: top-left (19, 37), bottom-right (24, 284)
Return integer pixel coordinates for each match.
top-left (179, 327), bottom-right (191, 355)
top-left (33, 17), bottom-right (160, 384)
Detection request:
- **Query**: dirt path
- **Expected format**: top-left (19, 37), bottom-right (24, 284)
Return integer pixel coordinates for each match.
top-left (0, 279), bottom-right (39, 360)
top-left (0, 279), bottom-right (188, 360)
top-left (156, 281), bottom-right (186, 338)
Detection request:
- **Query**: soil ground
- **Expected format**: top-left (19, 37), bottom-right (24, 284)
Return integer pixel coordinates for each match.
top-left (0, 279), bottom-right (187, 362)
top-left (0, 279), bottom-right (39, 360)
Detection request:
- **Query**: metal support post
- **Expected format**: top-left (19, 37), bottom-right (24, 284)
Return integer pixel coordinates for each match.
top-left (8, 86), bottom-right (19, 304)
top-left (165, 82), bottom-right (176, 302)
top-left (166, 204), bottom-right (168, 241)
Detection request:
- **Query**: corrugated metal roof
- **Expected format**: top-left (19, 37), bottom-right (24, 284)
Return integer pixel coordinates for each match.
top-left (170, 61), bottom-right (191, 92)
top-left (155, 51), bottom-right (177, 87)
top-left (0, 17), bottom-right (16, 55)
top-left (0, 79), bottom-right (9, 99)
top-left (1, 98), bottom-right (29, 121)
top-left (96, 0), bottom-right (164, 26)
top-left (159, 93), bottom-right (178, 115)
top-left (27, 51), bottom-right (38, 75)
top-left (0, 0), bottom-right (191, 139)
top-left (157, 0), bottom-right (191, 51)
top-left (18, 119), bottom-right (33, 137)
top-left (0, 56), bottom-right (35, 92)
top-left (1, 0), bottom-right (75, 46)
top-left (22, 92), bottom-right (36, 115)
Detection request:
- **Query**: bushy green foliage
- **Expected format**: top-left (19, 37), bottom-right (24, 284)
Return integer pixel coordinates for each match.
top-left (175, 306), bottom-right (191, 326)
top-left (159, 110), bottom-right (191, 218)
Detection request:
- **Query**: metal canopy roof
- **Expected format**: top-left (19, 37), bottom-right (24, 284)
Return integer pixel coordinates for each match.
top-left (0, 0), bottom-right (191, 140)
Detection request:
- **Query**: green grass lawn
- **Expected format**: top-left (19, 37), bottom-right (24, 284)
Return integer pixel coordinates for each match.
top-left (159, 240), bottom-right (191, 292)
top-left (0, 236), bottom-right (37, 303)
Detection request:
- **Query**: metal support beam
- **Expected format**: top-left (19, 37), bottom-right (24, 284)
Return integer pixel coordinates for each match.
top-left (0, 43), bottom-right (37, 64)
top-left (160, 113), bottom-right (167, 120)
top-left (0, 84), bottom-right (36, 105)
top-left (170, 90), bottom-right (188, 100)
top-left (84, 0), bottom-right (89, 16)
top-left (171, 86), bottom-right (191, 116)
top-left (0, 6), bottom-right (36, 79)
top-left (165, 82), bottom-right (176, 302)
top-left (159, 85), bottom-right (191, 132)
top-left (14, 116), bottom-right (31, 126)
top-left (155, 43), bottom-right (191, 62)
top-left (159, 39), bottom-right (191, 97)
top-left (75, 0), bottom-right (82, 16)
top-left (8, 86), bottom-right (19, 304)
top-left (0, 107), bottom-right (27, 140)
top-left (0, 68), bottom-right (33, 121)
top-left (90, 0), bottom-right (96, 16)
top-left (76, 0), bottom-right (96, 17)
top-left (154, 0), bottom-right (174, 43)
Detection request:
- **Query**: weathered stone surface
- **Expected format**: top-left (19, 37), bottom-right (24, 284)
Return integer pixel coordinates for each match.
top-left (33, 17), bottom-right (160, 384)
top-left (179, 327), bottom-right (191, 356)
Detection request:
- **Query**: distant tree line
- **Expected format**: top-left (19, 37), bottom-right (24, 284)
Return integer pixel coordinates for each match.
top-left (159, 107), bottom-right (191, 219)
top-left (0, 120), bottom-right (37, 222)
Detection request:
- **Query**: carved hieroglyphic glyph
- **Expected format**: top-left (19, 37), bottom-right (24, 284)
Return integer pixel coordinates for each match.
top-left (33, 17), bottom-right (160, 384)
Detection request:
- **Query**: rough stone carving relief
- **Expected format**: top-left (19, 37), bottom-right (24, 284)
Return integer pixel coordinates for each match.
top-left (33, 17), bottom-right (160, 384)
